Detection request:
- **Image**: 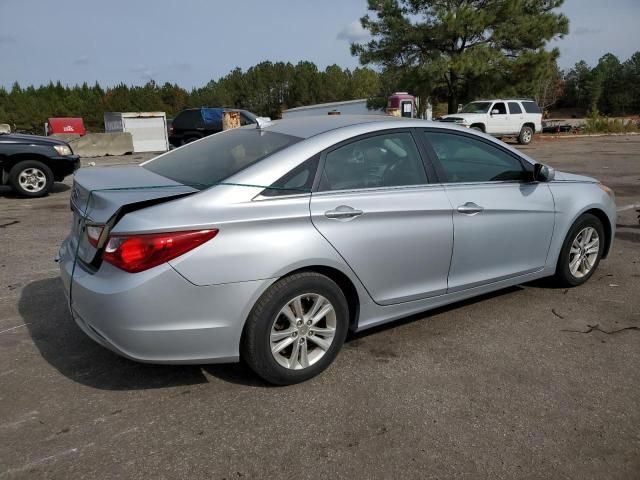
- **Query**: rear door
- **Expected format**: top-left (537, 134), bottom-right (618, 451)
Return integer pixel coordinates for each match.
top-left (310, 130), bottom-right (453, 305)
top-left (418, 129), bottom-right (555, 292)
top-left (508, 102), bottom-right (525, 130)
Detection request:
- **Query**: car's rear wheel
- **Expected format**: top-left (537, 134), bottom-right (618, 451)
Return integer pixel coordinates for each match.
top-left (242, 272), bottom-right (349, 385)
top-left (9, 160), bottom-right (54, 197)
top-left (518, 125), bottom-right (534, 145)
top-left (553, 213), bottom-right (605, 287)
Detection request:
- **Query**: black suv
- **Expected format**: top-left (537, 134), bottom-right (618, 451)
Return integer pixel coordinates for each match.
top-left (0, 129), bottom-right (80, 197)
top-left (169, 108), bottom-right (258, 146)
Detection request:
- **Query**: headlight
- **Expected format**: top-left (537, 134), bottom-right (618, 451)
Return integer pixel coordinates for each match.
top-left (597, 182), bottom-right (615, 199)
top-left (54, 144), bottom-right (73, 156)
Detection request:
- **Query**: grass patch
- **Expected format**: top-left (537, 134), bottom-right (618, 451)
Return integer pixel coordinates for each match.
top-left (583, 111), bottom-right (639, 134)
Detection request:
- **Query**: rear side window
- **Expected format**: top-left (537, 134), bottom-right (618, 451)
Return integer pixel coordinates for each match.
top-left (423, 131), bottom-right (528, 183)
top-left (143, 128), bottom-right (301, 188)
top-left (318, 132), bottom-right (427, 191)
top-left (262, 155), bottom-right (319, 196)
top-left (508, 102), bottom-right (523, 114)
top-left (522, 102), bottom-right (541, 114)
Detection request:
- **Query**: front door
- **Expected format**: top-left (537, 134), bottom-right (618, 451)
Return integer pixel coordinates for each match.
top-left (310, 130), bottom-right (454, 305)
top-left (419, 129), bottom-right (555, 292)
top-left (486, 101), bottom-right (512, 135)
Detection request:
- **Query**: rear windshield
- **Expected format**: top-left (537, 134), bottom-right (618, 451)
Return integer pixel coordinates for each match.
top-left (522, 101), bottom-right (541, 114)
top-left (143, 128), bottom-right (301, 188)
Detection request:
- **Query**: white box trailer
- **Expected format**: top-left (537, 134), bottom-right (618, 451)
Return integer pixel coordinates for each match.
top-left (104, 112), bottom-right (169, 153)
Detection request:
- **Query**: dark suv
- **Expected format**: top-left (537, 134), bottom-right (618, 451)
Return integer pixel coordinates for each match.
top-left (169, 108), bottom-right (258, 146)
top-left (0, 128), bottom-right (80, 197)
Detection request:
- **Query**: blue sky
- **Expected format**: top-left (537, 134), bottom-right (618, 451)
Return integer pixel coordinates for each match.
top-left (1, 0), bottom-right (638, 89)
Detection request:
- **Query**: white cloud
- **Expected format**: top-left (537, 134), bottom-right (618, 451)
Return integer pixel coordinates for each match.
top-left (130, 64), bottom-right (158, 80)
top-left (572, 26), bottom-right (602, 36)
top-left (73, 55), bottom-right (89, 66)
top-left (337, 20), bottom-right (370, 43)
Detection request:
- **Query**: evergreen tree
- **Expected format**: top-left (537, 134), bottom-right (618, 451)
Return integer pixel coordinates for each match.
top-left (351, 0), bottom-right (569, 113)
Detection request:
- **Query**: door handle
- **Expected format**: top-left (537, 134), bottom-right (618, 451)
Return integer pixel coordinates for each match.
top-left (457, 202), bottom-right (484, 215)
top-left (325, 205), bottom-right (363, 220)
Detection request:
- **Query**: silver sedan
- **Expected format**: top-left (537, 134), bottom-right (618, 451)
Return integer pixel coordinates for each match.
top-left (58, 116), bottom-right (616, 384)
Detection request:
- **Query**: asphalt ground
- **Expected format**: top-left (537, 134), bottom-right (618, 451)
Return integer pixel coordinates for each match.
top-left (0, 135), bottom-right (639, 479)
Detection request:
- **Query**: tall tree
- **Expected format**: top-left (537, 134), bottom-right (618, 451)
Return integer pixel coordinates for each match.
top-left (352, 0), bottom-right (569, 113)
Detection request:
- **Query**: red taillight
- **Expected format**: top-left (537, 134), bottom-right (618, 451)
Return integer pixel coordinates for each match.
top-left (102, 229), bottom-right (218, 273)
top-left (86, 225), bottom-right (103, 247)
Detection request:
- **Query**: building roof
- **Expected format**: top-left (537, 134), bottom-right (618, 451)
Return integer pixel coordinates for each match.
top-left (282, 99), bottom-right (368, 113)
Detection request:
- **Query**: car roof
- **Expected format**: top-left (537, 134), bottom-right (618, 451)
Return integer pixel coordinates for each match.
top-left (471, 99), bottom-right (536, 103)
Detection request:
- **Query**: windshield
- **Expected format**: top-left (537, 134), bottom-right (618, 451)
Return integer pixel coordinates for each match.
top-left (143, 128), bottom-right (301, 188)
top-left (461, 102), bottom-right (492, 114)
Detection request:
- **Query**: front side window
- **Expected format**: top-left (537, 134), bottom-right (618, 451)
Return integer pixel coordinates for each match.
top-left (492, 102), bottom-right (507, 115)
top-left (461, 102), bottom-right (492, 114)
top-left (143, 128), bottom-right (301, 188)
top-left (318, 132), bottom-right (427, 191)
top-left (423, 131), bottom-right (528, 183)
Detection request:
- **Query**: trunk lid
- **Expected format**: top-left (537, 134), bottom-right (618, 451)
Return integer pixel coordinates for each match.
top-left (69, 165), bottom-right (198, 265)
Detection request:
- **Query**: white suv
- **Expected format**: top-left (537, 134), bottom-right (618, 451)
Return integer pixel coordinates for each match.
top-left (439, 99), bottom-right (543, 144)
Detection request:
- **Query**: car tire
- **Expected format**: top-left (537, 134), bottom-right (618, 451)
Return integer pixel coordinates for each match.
top-left (518, 126), bottom-right (534, 145)
top-left (470, 125), bottom-right (484, 132)
top-left (553, 213), bottom-right (605, 287)
top-left (9, 160), bottom-right (54, 198)
top-left (241, 272), bottom-right (349, 385)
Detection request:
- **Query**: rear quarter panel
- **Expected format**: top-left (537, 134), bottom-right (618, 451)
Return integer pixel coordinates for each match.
top-left (111, 188), bottom-right (372, 302)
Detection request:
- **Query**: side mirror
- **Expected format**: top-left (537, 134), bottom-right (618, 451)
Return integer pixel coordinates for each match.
top-left (491, 109), bottom-right (500, 115)
top-left (534, 163), bottom-right (555, 182)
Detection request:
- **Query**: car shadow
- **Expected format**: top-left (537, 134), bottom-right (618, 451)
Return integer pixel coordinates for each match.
top-left (0, 182), bottom-right (70, 198)
top-left (346, 286), bottom-right (523, 342)
top-left (20, 277), bottom-right (525, 390)
top-left (19, 277), bottom-right (212, 391)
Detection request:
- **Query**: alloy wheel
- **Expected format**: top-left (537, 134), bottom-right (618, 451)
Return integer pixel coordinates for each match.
top-left (270, 293), bottom-right (337, 370)
top-left (18, 167), bottom-right (47, 193)
top-left (568, 227), bottom-right (600, 278)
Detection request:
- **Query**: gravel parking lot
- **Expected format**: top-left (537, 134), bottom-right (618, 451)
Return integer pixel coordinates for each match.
top-left (1, 135), bottom-right (639, 479)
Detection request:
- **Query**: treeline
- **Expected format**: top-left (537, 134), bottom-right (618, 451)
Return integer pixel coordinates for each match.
top-left (1, 53), bottom-right (639, 134)
top-left (0, 62), bottom-right (380, 133)
top-left (557, 52), bottom-right (640, 115)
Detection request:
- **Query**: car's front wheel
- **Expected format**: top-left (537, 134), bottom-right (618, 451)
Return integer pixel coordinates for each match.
top-left (9, 160), bottom-right (54, 197)
top-left (553, 213), bottom-right (605, 287)
top-left (242, 272), bottom-right (349, 385)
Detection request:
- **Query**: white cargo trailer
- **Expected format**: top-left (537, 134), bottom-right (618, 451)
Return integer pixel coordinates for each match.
top-left (104, 112), bottom-right (169, 153)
